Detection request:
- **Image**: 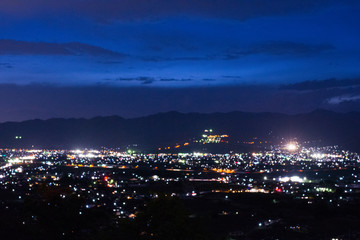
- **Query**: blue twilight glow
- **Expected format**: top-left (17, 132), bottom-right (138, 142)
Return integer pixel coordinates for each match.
top-left (0, 0), bottom-right (359, 121)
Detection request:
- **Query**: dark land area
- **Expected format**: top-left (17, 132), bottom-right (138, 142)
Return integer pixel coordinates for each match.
top-left (1, 109), bottom-right (360, 152)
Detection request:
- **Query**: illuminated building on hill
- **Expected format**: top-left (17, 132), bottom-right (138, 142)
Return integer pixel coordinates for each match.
top-left (201, 129), bottom-right (229, 143)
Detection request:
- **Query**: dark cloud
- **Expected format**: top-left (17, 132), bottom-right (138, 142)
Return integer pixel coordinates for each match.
top-left (0, 39), bottom-right (124, 57)
top-left (0, 62), bottom-right (13, 69)
top-left (137, 77), bottom-right (154, 83)
top-left (141, 41), bottom-right (334, 63)
top-left (223, 41), bottom-right (334, 59)
top-left (222, 76), bottom-right (242, 79)
top-left (248, 41), bottom-right (334, 55)
top-left (0, 0), bottom-right (355, 22)
top-left (281, 78), bottom-right (360, 91)
top-left (109, 76), bottom-right (155, 85)
top-left (159, 78), bottom-right (192, 82)
top-left (142, 80), bottom-right (154, 85)
top-left (107, 77), bottom-right (193, 84)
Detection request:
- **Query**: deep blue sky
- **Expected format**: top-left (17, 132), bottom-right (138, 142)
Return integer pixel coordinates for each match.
top-left (0, 0), bottom-right (359, 121)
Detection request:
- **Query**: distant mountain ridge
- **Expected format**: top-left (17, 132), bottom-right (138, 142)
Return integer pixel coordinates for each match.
top-left (0, 110), bottom-right (360, 152)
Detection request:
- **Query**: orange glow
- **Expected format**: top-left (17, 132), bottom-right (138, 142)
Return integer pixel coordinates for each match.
top-left (212, 168), bottom-right (235, 173)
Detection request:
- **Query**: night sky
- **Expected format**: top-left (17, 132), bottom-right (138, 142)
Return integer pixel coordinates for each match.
top-left (0, 0), bottom-right (360, 122)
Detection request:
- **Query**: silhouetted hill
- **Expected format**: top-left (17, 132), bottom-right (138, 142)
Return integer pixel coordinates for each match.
top-left (0, 110), bottom-right (360, 152)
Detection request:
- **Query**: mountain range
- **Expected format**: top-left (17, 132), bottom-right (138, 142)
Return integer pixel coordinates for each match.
top-left (0, 109), bottom-right (359, 152)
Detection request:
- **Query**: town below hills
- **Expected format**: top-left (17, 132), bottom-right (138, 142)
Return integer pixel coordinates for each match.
top-left (0, 109), bottom-right (359, 152)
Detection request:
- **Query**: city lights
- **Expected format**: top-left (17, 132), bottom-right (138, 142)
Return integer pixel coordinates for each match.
top-left (0, 143), bottom-right (359, 239)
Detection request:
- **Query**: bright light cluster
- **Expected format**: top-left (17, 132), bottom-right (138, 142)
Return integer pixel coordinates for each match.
top-left (279, 176), bottom-right (305, 183)
top-left (286, 143), bottom-right (298, 151)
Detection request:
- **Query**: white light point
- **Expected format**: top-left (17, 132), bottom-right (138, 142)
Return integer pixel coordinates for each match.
top-left (286, 143), bottom-right (297, 151)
